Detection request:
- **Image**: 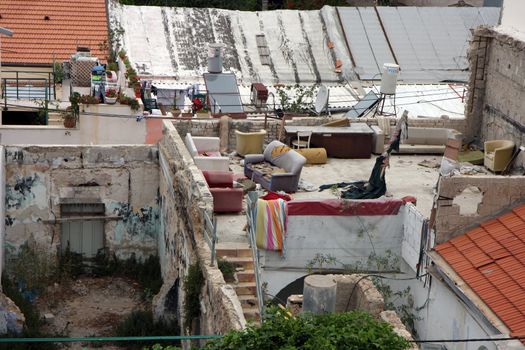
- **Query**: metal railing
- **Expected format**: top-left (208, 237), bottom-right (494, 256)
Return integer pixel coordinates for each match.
top-left (203, 210), bottom-right (218, 267)
top-left (1, 70), bottom-right (56, 100)
top-left (246, 191), bottom-right (265, 318)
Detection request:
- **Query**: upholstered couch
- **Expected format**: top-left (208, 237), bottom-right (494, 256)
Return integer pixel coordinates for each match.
top-left (371, 127), bottom-right (463, 154)
top-left (484, 140), bottom-right (515, 172)
top-left (202, 171), bottom-right (243, 213)
top-left (185, 133), bottom-right (229, 171)
top-left (244, 140), bottom-right (306, 193)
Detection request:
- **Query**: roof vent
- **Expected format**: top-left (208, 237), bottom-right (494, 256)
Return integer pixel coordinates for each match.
top-left (44, 15), bottom-right (50, 20)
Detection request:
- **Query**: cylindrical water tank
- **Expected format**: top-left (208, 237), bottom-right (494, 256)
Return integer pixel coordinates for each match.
top-left (208, 43), bottom-right (224, 73)
top-left (380, 63), bottom-right (400, 95)
top-left (302, 275), bottom-right (336, 314)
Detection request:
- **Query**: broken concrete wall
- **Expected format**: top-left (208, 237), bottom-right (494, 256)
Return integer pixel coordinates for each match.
top-left (4, 145), bottom-right (160, 260)
top-left (435, 175), bottom-right (525, 244)
top-left (466, 27), bottom-right (525, 169)
top-left (155, 121), bottom-right (244, 338)
top-left (172, 116), bottom-right (467, 154)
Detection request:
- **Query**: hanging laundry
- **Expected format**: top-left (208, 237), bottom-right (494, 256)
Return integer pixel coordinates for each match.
top-left (255, 198), bottom-right (287, 255)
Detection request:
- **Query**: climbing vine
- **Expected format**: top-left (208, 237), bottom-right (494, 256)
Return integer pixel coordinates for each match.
top-left (183, 262), bottom-right (204, 332)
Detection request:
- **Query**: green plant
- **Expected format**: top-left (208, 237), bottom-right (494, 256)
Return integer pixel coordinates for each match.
top-left (275, 84), bottom-right (316, 114)
top-left (57, 247), bottom-right (83, 280)
top-left (118, 93), bottom-right (140, 111)
top-left (217, 259), bottom-right (236, 282)
top-left (92, 250), bottom-right (163, 298)
top-left (1, 276), bottom-right (63, 350)
top-left (107, 62), bottom-right (119, 72)
top-left (183, 262), bottom-right (204, 332)
top-left (78, 94), bottom-right (100, 105)
top-left (205, 306), bottom-right (410, 350)
top-left (115, 309), bottom-right (180, 349)
top-left (53, 62), bottom-right (64, 84)
top-left (9, 243), bottom-right (58, 292)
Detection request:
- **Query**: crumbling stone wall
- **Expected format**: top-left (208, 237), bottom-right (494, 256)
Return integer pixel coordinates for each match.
top-left (435, 175), bottom-right (525, 244)
top-left (154, 121), bottom-right (244, 338)
top-left (466, 27), bottom-right (525, 169)
top-left (4, 145), bottom-right (160, 259)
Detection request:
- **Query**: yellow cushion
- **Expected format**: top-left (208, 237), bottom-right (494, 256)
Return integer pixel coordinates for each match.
top-left (296, 148), bottom-right (328, 164)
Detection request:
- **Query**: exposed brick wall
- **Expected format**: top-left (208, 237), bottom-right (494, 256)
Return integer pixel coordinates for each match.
top-left (155, 121), bottom-right (245, 338)
top-left (466, 27), bottom-right (525, 168)
top-left (435, 175), bottom-right (525, 244)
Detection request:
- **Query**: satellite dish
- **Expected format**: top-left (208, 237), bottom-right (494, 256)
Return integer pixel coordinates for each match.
top-left (314, 85), bottom-right (329, 115)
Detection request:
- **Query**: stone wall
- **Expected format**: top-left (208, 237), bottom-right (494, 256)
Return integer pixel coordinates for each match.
top-left (154, 121), bottom-right (244, 338)
top-left (435, 175), bottom-right (525, 244)
top-left (466, 27), bottom-right (525, 169)
top-left (4, 145), bottom-right (160, 260)
top-left (172, 116), bottom-right (467, 153)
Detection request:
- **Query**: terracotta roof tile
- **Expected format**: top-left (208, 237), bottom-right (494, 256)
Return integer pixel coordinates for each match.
top-left (0, 0), bottom-right (108, 65)
top-left (435, 203), bottom-right (525, 339)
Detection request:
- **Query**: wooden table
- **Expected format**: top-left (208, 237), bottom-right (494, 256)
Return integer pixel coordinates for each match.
top-left (284, 124), bottom-right (374, 158)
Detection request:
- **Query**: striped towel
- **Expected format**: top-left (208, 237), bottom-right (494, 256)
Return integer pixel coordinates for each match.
top-left (255, 198), bottom-right (287, 255)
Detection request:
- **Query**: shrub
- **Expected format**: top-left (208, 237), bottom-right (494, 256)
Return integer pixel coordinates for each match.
top-left (115, 309), bottom-right (180, 349)
top-left (205, 307), bottom-right (411, 350)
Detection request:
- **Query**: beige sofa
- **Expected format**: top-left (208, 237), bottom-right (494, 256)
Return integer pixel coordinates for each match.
top-left (371, 126), bottom-right (462, 154)
top-left (235, 129), bottom-right (266, 156)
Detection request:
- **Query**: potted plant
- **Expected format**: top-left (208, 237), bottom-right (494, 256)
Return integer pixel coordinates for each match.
top-left (105, 88), bottom-right (118, 104)
top-left (62, 107), bottom-right (77, 128)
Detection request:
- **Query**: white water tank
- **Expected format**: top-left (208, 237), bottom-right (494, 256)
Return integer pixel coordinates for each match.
top-left (380, 63), bottom-right (400, 95)
top-left (207, 43), bottom-right (224, 73)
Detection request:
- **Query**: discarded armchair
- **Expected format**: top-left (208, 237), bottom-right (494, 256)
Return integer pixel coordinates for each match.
top-left (202, 170), bottom-right (243, 213)
top-left (185, 133), bottom-right (229, 172)
top-left (235, 129), bottom-right (267, 157)
top-left (484, 140), bottom-right (515, 173)
top-left (244, 140), bottom-right (306, 193)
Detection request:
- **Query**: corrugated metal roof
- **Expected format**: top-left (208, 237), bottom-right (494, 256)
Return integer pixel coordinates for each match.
top-left (112, 4), bottom-right (499, 85)
top-left (340, 7), bottom-right (500, 82)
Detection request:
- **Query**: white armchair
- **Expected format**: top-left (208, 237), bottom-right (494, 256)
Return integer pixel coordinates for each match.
top-left (185, 133), bottom-right (230, 172)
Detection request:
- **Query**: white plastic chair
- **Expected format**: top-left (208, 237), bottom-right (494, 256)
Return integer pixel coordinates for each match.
top-left (292, 131), bottom-right (312, 149)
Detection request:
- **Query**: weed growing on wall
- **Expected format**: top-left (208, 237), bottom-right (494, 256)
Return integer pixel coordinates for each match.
top-left (183, 262), bottom-right (204, 333)
top-left (217, 259), bottom-right (236, 282)
top-left (8, 243), bottom-right (58, 293)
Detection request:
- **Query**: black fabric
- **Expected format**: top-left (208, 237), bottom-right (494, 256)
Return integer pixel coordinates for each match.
top-left (317, 156), bottom-right (387, 200)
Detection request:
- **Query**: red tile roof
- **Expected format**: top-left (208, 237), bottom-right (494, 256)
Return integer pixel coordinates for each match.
top-left (435, 204), bottom-right (525, 336)
top-left (0, 0), bottom-right (108, 65)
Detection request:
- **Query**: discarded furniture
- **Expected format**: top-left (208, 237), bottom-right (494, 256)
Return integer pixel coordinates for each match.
top-left (370, 125), bottom-right (385, 154)
top-left (321, 118), bottom-right (350, 127)
top-left (185, 133), bottom-right (230, 172)
top-left (202, 170), bottom-right (243, 213)
top-left (395, 127), bottom-right (463, 154)
top-left (484, 140), bottom-right (515, 172)
top-left (344, 91), bottom-right (380, 119)
top-left (458, 150), bottom-right (484, 165)
top-left (235, 129), bottom-right (267, 157)
top-left (285, 124), bottom-right (374, 158)
top-left (296, 148), bottom-right (328, 164)
top-left (292, 130), bottom-right (312, 149)
top-left (244, 140), bottom-right (306, 193)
